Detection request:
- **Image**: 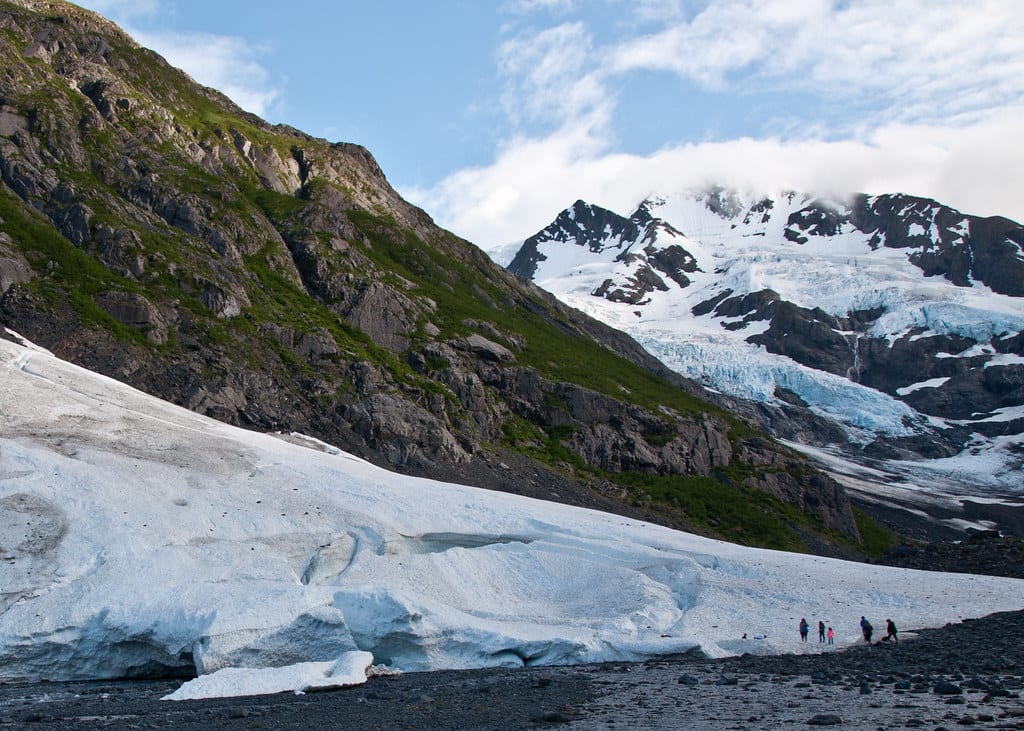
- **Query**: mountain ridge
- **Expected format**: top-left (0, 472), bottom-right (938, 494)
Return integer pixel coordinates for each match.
top-left (0, 1), bottom-right (865, 554)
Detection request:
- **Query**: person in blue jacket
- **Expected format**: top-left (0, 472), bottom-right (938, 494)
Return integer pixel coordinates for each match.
top-left (860, 616), bottom-right (873, 643)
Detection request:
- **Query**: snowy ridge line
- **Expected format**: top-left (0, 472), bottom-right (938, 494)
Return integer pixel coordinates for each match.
top-left (2, 336), bottom-right (1024, 699)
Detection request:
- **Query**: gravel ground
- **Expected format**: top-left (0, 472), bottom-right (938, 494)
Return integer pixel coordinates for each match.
top-left (874, 534), bottom-right (1024, 579)
top-left (2, 609), bottom-right (1023, 730)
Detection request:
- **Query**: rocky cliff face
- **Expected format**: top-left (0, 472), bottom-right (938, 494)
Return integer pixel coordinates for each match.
top-left (0, 1), bottom-right (862, 553)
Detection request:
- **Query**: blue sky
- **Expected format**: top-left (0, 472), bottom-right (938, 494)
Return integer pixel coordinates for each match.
top-left (77, 0), bottom-right (1024, 250)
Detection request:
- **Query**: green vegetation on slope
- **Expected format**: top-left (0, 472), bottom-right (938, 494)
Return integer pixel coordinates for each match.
top-left (853, 506), bottom-right (900, 558)
top-left (0, 188), bottom-right (145, 344)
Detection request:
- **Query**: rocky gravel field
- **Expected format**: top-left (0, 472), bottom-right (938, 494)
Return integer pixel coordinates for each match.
top-left (2, 608), bottom-right (1022, 730)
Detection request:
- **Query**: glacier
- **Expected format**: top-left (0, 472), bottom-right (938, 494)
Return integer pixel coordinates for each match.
top-left (2, 332), bottom-right (1024, 698)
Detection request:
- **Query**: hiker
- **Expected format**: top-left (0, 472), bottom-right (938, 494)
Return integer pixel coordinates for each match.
top-left (826, 626), bottom-right (834, 645)
top-left (818, 620), bottom-right (826, 643)
top-left (799, 618), bottom-right (809, 642)
top-left (886, 619), bottom-right (898, 643)
top-left (860, 616), bottom-right (873, 643)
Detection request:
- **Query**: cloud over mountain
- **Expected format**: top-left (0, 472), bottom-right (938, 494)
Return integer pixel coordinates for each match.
top-left (409, 0), bottom-right (1024, 248)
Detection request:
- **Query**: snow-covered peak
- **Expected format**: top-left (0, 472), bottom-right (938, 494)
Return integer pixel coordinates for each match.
top-left (506, 189), bottom-right (1024, 527)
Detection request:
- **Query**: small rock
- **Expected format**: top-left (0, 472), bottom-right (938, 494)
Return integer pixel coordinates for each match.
top-left (677, 674), bottom-right (699, 685)
top-left (934, 681), bottom-right (963, 695)
top-left (535, 710), bottom-right (573, 724)
top-left (807, 713), bottom-right (843, 726)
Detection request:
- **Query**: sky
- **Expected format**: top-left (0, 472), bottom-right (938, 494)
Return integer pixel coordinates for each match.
top-left (73, 0), bottom-right (1024, 250)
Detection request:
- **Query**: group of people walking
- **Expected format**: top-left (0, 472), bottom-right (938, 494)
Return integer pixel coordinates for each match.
top-left (798, 616), bottom-right (897, 645)
top-left (859, 616), bottom-right (898, 644)
top-left (798, 618), bottom-right (834, 644)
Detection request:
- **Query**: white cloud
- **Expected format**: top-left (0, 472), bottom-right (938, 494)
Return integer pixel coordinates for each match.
top-left (407, 108), bottom-right (1024, 249)
top-left (610, 0), bottom-right (1024, 126)
top-left (496, 22), bottom-right (606, 129)
top-left (610, 0), bottom-right (813, 88)
top-left (502, 0), bottom-right (577, 14)
top-left (409, 0), bottom-right (1024, 250)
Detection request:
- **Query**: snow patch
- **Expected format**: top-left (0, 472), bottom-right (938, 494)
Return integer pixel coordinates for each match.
top-left (896, 377), bottom-right (951, 396)
top-left (163, 651), bottom-right (375, 700)
top-left (985, 353), bottom-right (1024, 368)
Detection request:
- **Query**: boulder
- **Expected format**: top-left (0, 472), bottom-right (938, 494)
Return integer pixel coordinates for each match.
top-left (95, 291), bottom-right (169, 345)
top-left (0, 107), bottom-right (29, 137)
top-left (463, 334), bottom-right (515, 363)
top-left (0, 235), bottom-right (32, 293)
top-left (340, 281), bottom-right (418, 353)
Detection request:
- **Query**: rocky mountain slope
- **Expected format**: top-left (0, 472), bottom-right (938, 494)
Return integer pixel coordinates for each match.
top-left (0, 1), bottom-right (867, 554)
top-left (507, 189), bottom-right (1024, 537)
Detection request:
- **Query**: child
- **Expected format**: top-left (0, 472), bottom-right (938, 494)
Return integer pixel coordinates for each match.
top-left (826, 626), bottom-right (834, 645)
